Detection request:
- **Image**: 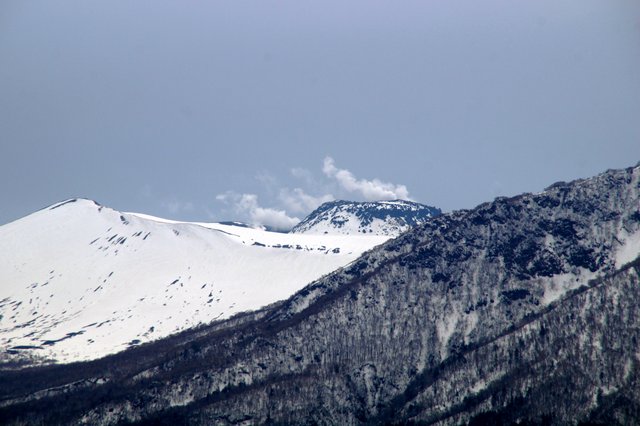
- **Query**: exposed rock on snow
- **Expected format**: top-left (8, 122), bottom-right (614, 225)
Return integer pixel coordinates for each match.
top-left (291, 199), bottom-right (440, 236)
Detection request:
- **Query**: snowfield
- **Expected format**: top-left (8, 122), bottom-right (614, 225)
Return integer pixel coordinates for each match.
top-left (0, 199), bottom-right (388, 364)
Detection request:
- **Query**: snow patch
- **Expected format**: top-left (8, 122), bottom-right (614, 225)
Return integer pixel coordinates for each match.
top-left (541, 269), bottom-right (595, 306)
top-left (615, 228), bottom-right (640, 269)
top-left (437, 308), bottom-right (459, 357)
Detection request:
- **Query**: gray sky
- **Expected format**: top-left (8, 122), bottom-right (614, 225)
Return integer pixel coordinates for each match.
top-left (1, 0), bottom-right (639, 227)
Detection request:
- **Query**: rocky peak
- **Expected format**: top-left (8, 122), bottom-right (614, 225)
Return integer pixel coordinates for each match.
top-left (290, 199), bottom-right (441, 236)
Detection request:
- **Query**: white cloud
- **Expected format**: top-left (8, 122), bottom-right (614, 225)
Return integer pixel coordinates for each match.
top-left (216, 191), bottom-right (300, 230)
top-left (278, 188), bottom-right (334, 214)
top-left (255, 170), bottom-right (278, 189)
top-left (215, 157), bottom-right (414, 226)
top-left (290, 167), bottom-right (315, 185)
top-left (214, 192), bottom-right (232, 203)
top-left (322, 156), bottom-right (411, 201)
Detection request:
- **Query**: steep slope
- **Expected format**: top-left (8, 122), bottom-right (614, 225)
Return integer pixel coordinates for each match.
top-left (1, 165), bottom-right (639, 425)
top-left (291, 199), bottom-right (441, 236)
top-left (0, 199), bottom-right (388, 364)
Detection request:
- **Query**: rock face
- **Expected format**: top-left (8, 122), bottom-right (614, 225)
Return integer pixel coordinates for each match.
top-left (1, 165), bottom-right (640, 425)
top-left (290, 199), bottom-right (441, 236)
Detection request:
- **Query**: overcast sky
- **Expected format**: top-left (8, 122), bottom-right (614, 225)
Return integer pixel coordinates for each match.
top-left (1, 0), bottom-right (639, 227)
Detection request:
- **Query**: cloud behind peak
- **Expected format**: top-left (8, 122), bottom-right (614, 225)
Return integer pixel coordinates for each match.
top-left (322, 157), bottom-right (411, 201)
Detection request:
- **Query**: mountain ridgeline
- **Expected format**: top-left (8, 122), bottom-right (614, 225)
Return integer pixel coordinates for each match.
top-left (1, 165), bottom-right (640, 425)
top-left (0, 200), bottom-right (391, 364)
top-left (291, 199), bottom-right (441, 236)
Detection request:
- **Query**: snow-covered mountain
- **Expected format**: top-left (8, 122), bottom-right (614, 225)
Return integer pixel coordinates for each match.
top-left (291, 200), bottom-right (441, 236)
top-left (3, 165), bottom-right (639, 425)
top-left (0, 199), bottom-right (390, 364)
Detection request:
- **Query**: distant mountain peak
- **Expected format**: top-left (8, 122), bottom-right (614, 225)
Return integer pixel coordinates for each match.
top-left (290, 199), bottom-right (441, 237)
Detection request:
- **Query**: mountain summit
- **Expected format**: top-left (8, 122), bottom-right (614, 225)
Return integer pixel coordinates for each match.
top-left (291, 199), bottom-right (441, 236)
top-left (0, 198), bottom-right (442, 364)
top-left (0, 199), bottom-right (389, 364)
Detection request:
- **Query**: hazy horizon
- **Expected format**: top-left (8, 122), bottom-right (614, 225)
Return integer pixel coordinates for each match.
top-left (2, 0), bottom-right (639, 227)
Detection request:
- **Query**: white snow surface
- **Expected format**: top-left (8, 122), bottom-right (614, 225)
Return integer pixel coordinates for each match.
top-left (291, 200), bottom-right (438, 237)
top-left (0, 199), bottom-right (388, 363)
top-left (615, 227), bottom-right (640, 269)
top-left (541, 268), bottom-right (596, 306)
top-left (296, 211), bottom-right (402, 236)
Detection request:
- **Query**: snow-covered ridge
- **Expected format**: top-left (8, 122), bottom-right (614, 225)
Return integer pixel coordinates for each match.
top-left (291, 199), bottom-right (441, 236)
top-left (0, 199), bottom-right (389, 364)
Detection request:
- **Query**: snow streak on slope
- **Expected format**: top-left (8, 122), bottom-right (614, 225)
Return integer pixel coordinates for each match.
top-left (0, 199), bottom-right (388, 364)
